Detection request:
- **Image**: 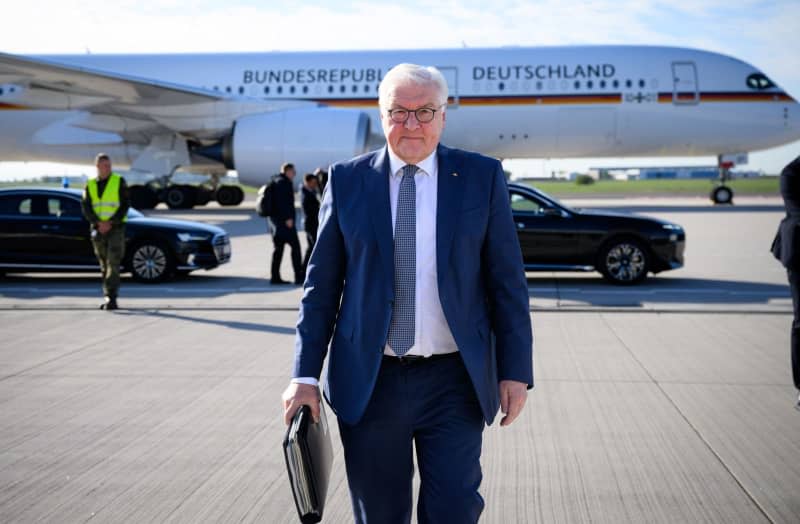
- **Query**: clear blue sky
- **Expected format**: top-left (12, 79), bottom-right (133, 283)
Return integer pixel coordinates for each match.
top-left (1, 0), bottom-right (798, 178)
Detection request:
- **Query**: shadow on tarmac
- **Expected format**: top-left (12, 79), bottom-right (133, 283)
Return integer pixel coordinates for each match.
top-left (0, 273), bottom-right (294, 299)
top-left (0, 272), bottom-right (789, 309)
top-left (115, 308), bottom-right (295, 334)
top-left (526, 275), bottom-right (789, 307)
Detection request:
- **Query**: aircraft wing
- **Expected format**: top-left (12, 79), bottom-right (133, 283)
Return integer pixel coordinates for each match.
top-left (0, 52), bottom-right (220, 106)
top-left (0, 52), bottom-right (300, 142)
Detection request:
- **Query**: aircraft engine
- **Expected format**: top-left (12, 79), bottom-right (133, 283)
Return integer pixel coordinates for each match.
top-left (198, 107), bottom-right (371, 185)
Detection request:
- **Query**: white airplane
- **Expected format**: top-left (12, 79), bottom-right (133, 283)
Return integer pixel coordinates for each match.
top-left (0, 45), bottom-right (797, 207)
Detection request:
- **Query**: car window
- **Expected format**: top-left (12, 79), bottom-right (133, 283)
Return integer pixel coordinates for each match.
top-left (48, 197), bottom-right (83, 218)
top-left (510, 192), bottom-right (545, 214)
top-left (0, 195), bottom-right (33, 216)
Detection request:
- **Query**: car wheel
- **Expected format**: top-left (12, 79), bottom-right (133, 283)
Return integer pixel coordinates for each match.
top-left (128, 241), bottom-right (175, 283)
top-left (165, 185), bottom-right (197, 209)
top-left (216, 185), bottom-right (244, 206)
top-left (598, 238), bottom-right (649, 285)
top-left (710, 185), bottom-right (734, 205)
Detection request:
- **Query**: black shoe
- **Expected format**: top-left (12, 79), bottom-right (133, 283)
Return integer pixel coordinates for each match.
top-left (101, 297), bottom-right (118, 310)
top-left (270, 278), bottom-right (289, 285)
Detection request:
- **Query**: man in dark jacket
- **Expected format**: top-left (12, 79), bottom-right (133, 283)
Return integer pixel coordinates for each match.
top-left (773, 156), bottom-right (800, 410)
top-left (301, 173), bottom-right (320, 279)
top-left (269, 163), bottom-right (303, 285)
top-left (81, 153), bottom-right (129, 310)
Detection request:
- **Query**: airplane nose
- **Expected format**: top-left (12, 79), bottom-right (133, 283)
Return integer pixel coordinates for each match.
top-left (785, 93), bottom-right (800, 142)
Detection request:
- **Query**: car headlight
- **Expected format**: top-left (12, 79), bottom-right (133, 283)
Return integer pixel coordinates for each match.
top-left (177, 232), bottom-right (211, 242)
top-left (662, 224), bottom-right (682, 231)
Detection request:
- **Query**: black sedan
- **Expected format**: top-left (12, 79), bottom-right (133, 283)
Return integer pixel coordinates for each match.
top-left (508, 183), bottom-right (685, 284)
top-left (0, 188), bottom-right (231, 282)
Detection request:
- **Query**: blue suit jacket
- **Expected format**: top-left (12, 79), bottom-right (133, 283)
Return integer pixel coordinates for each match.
top-left (294, 144), bottom-right (534, 425)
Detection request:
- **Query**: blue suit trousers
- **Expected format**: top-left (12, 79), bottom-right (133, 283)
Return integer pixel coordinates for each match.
top-left (338, 353), bottom-right (485, 524)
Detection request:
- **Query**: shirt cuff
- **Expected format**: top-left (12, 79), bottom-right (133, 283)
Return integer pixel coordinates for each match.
top-left (291, 377), bottom-right (319, 387)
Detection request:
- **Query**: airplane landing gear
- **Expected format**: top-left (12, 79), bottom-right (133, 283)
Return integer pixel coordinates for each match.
top-left (129, 184), bottom-right (159, 209)
top-left (710, 157), bottom-right (736, 205)
top-left (710, 185), bottom-right (733, 204)
top-left (164, 185), bottom-right (197, 209)
top-left (216, 185), bottom-right (244, 206)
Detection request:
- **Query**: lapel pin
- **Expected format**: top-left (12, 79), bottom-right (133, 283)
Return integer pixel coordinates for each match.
top-left (451, 172), bottom-right (458, 177)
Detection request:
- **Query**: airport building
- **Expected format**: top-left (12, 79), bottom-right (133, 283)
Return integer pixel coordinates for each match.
top-left (588, 166), bottom-right (762, 181)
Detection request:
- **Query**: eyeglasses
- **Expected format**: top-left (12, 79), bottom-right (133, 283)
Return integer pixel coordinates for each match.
top-left (386, 105), bottom-right (444, 124)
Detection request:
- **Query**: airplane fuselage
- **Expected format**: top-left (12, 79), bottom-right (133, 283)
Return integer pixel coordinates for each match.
top-left (0, 45), bottom-right (797, 186)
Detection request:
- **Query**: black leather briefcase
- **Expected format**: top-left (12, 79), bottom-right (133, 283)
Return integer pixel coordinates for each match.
top-left (283, 401), bottom-right (333, 524)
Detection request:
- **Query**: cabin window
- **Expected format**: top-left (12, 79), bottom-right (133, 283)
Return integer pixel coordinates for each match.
top-left (599, 80), bottom-right (606, 88)
top-left (328, 85), bottom-right (334, 93)
top-left (625, 79), bottom-right (632, 88)
top-left (574, 81), bottom-right (580, 89)
top-left (277, 86), bottom-right (283, 94)
top-left (303, 85), bottom-right (309, 94)
top-left (264, 86), bottom-right (270, 94)
top-left (498, 82), bottom-right (505, 91)
top-left (638, 79), bottom-right (645, 88)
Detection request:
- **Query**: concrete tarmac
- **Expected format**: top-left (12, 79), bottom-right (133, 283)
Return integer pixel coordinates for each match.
top-left (0, 195), bottom-right (798, 523)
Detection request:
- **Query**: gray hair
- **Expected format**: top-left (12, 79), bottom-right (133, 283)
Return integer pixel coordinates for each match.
top-left (378, 63), bottom-right (449, 110)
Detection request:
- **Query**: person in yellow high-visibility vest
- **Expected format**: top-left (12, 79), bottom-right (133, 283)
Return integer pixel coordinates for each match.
top-left (81, 153), bottom-right (130, 310)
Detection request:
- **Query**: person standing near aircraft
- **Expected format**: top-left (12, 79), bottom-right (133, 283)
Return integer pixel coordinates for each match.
top-left (772, 156), bottom-right (800, 410)
top-left (314, 167), bottom-right (329, 194)
top-left (81, 153), bottom-right (129, 310)
top-left (300, 172), bottom-right (320, 279)
top-left (282, 63), bottom-right (533, 523)
top-left (269, 162), bottom-right (303, 285)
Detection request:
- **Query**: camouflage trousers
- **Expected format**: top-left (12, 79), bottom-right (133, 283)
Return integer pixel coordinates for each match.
top-left (91, 227), bottom-right (125, 299)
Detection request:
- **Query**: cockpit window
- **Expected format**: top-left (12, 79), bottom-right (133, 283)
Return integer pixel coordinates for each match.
top-left (746, 73), bottom-right (775, 90)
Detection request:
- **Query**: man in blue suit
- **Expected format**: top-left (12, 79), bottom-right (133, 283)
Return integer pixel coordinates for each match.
top-left (282, 63), bottom-right (534, 523)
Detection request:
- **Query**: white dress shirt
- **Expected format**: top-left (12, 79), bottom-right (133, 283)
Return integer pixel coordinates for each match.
top-left (384, 147), bottom-right (458, 358)
top-left (292, 146), bottom-right (458, 387)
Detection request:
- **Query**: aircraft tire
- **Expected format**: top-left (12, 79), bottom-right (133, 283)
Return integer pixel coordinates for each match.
top-left (710, 185), bottom-right (734, 205)
top-left (165, 185), bottom-right (197, 209)
top-left (217, 185), bottom-right (244, 206)
top-left (129, 185), bottom-right (159, 210)
top-left (195, 187), bottom-right (213, 206)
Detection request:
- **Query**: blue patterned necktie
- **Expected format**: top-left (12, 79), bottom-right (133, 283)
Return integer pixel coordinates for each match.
top-left (387, 164), bottom-right (417, 356)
